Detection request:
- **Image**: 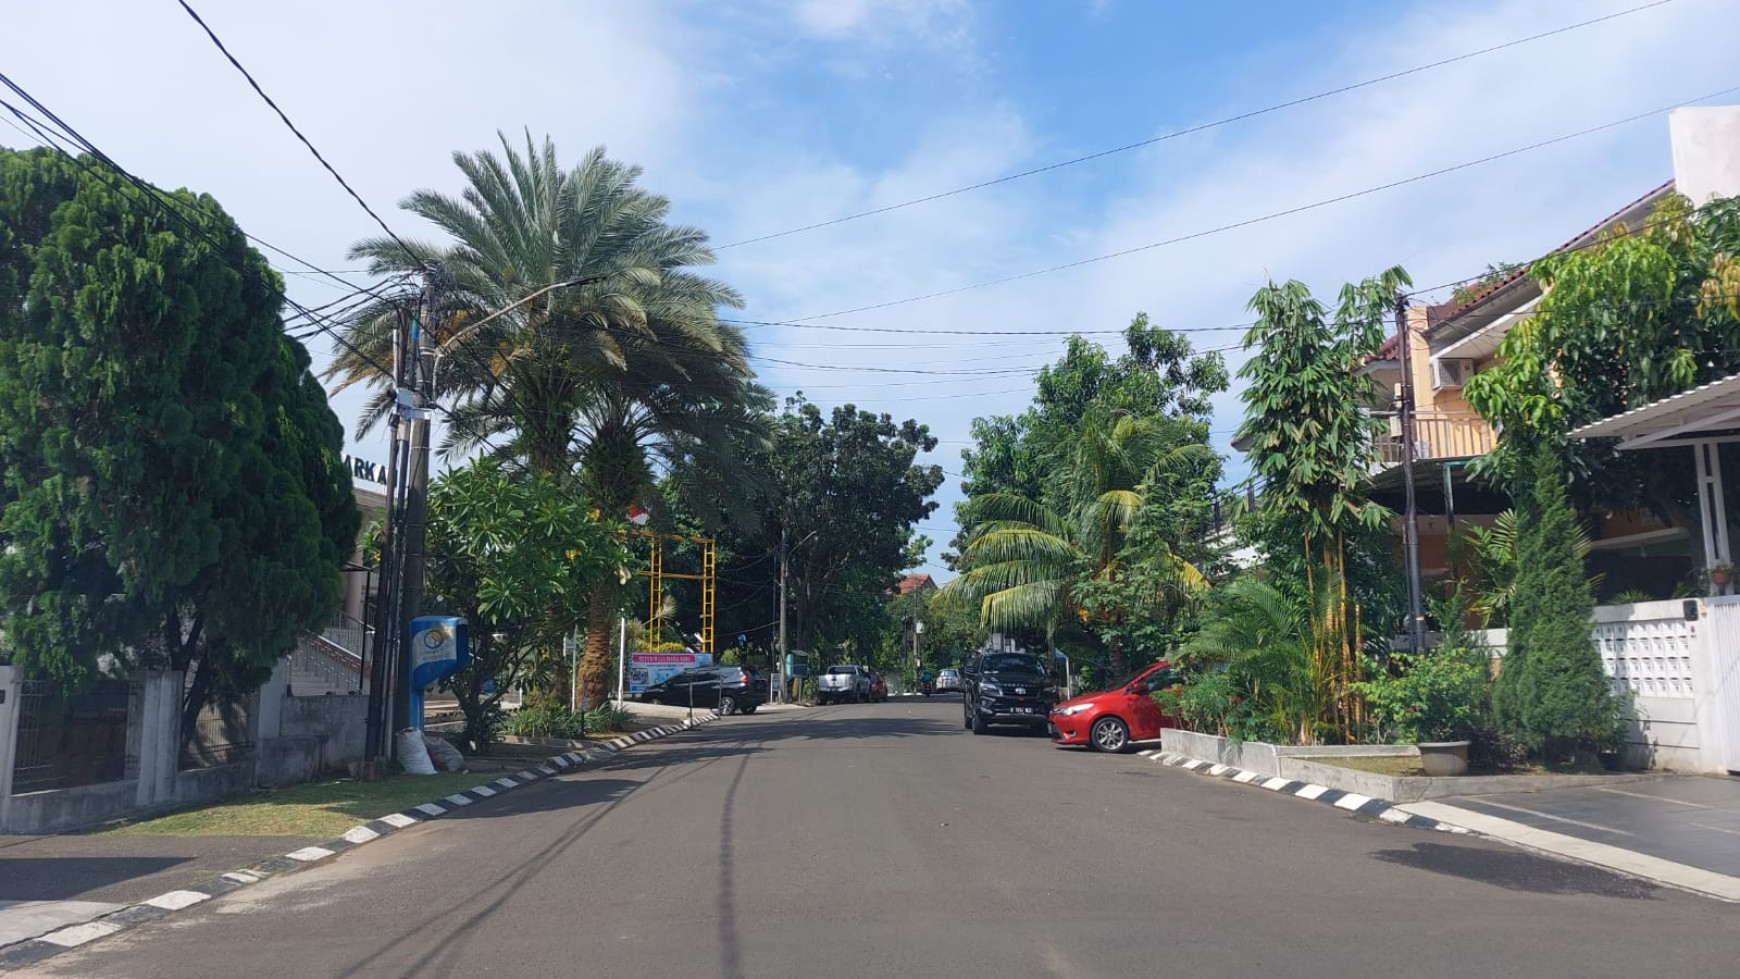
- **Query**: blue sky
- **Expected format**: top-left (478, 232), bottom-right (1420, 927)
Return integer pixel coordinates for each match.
top-left (6, 0), bottom-right (1739, 580)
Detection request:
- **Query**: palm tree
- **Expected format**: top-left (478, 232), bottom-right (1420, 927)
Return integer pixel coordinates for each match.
top-left (1175, 578), bottom-right (1322, 744)
top-left (945, 412), bottom-right (1210, 674)
top-left (327, 133), bottom-right (766, 701)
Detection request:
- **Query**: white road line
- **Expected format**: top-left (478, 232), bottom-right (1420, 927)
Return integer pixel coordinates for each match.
top-left (1592, 786), bottom-right (1711, 808)
top-left (1471, 799), bottom-right (1634, 837)
top-left (38, 921), bottom-right (123, 948)
top-left (145, 890), bottom-right (212, 911)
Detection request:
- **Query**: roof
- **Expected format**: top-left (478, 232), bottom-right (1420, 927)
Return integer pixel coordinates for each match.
top-left (1569, 371), bottom-right (1740, 447)
top-left (896, 573), bottom-right (937, 595)
top-left (1425, 181), bottom-right (1676, 347)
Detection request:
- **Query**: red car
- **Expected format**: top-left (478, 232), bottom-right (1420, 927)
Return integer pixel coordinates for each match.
top-left (1048, 662), bottom-right (1183, 753)
top-left (868, 672), bottom-right (890, 703)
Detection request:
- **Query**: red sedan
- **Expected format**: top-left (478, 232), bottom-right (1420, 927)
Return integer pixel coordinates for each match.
top-left (1048, 662), bottom-right (1182, 753)
top-left (868, 671), bottom-right (890, 703)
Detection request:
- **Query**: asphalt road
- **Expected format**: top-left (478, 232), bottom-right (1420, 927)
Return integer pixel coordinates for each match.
top-left (19, 698), bottom-right (1740, 979)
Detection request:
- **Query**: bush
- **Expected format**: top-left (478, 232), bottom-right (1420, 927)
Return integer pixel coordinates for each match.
top-left (583, 703), bottom-right (636, 732)
top-left (1356, 638), bottom-right (1491, 744)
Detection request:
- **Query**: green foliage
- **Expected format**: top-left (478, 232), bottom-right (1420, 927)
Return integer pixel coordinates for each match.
top-left (1449, 261), bottom-right (1523, 306)
top-left (1357, 616), bottom-right (1492, 743)
top-left (1173, 579), bottom-right (1321, 745)
top-left (502, 706), bottom-right (588, 740)
top-left (1459, 509), bottom-right (1598, 627)
top-left (0, 148), bottom-right (357, 728)
top-left (1491, 448), bottom-right (1625, 761)
top-left (423, 459), bottom-right (628, 746)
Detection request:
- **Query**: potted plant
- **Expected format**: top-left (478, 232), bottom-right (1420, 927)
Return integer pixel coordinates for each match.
top-left (1709, 561), bottom-right (1733, 589)
top-left (1356, 632), bottom-right (1492, 777)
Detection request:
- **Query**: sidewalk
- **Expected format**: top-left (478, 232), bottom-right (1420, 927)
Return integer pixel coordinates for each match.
top-left (1400, 775), bottom-right (1740, 901)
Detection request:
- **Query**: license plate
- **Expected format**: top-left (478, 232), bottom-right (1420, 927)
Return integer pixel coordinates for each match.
top-left (1017, 707), bottom-right (1032, 713)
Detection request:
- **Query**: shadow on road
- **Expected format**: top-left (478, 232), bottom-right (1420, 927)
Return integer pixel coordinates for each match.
top-left (0, 856), bottom-right (188, 901)
top-left (1372, 842), bottom-right (1660, 900)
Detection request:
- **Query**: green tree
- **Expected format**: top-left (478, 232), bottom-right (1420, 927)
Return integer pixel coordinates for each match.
top-left (1234, 267), bottom-right (1410, 740)
top-left (0, 147), bottom-right (358, 734)
top-left (1490, 448), bottom-right (1623, 761)
top-left (328, 134), bottom-right (765, 702)
top-left (423, 460), bottom-right (627, 749)
top-left (949, 412), bottom-right (1213, 676)
top-left (1463, 195), bottom-right (1740, 556)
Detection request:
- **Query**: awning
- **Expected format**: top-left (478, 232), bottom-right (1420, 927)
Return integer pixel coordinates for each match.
top-left (1569, 371), bottom-right (1740, 448)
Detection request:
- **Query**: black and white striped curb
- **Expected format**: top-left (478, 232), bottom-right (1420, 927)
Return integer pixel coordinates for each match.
top-left (1138, 750), bottom-right (1473, 835)
top-left (0, 713), bottom-right (719, 971)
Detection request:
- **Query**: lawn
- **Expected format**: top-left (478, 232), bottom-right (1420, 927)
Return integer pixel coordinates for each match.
top-left (108, 772), bottom-right (491, 839)
top-left (1320, 755), bottom-right (1425, 777)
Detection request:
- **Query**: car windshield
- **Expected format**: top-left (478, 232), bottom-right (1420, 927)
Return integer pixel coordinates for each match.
top-left (938, 670), bottom-right (957, 678)
top-left (826, 666), bottom-right (857, 675)
top-left (981, 654), bottom-right (1045, 674)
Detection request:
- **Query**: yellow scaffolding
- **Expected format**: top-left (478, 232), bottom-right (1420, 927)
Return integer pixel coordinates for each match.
top-left (629, 529), bottom-right (717, 655)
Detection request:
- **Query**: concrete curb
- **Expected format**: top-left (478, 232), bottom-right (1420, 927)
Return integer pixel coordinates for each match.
top-left (1139, 750), bottom-right (1472, 835)
top-left (0, 713), bottom-right (719, 971)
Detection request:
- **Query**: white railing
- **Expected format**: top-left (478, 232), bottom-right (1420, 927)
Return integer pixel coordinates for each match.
top-left (1593, 601), bottom-right (1700, 700)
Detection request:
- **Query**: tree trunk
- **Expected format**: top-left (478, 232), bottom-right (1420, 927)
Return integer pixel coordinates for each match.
top-left (578, 580), bottom-right (616, 707)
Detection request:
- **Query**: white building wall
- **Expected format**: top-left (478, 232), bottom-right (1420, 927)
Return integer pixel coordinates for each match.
top-left (1670, 106), bottom-right (1740, 206)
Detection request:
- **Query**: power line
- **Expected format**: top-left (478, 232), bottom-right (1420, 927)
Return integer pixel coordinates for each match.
top-left (723, 316), bottom-right (1248, 337)
top-left (714, 0), bottom-right (1683, 250)
top-left (172, 0), bottom-right (424, 269)
top-left (786, 82), bottom-right (1740, 323)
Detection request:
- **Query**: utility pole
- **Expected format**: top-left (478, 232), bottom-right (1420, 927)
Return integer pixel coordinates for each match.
top-left (1396, 297), bottom-right (1426, 651)
top-left (363, 304), bottom-right (410, 764)
top-left (391, 270), bottom-right (441, 735)
top-left (778, 525), bottom-right (788, 700)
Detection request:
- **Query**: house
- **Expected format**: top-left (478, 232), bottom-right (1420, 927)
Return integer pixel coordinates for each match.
top-left (1362, 106), bottom-right (1740, 600)
top-left (896, 572), bottom-right (937, 596)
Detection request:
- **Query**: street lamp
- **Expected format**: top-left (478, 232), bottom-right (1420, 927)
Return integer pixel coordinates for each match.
top-left (434, 275), bottom-right (611, 359)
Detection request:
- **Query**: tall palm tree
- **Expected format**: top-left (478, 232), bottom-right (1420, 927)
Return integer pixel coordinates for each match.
top-left (327, 133), bottom-right (766, 701)
top-left (945, 412), bottom-right (1210, 674)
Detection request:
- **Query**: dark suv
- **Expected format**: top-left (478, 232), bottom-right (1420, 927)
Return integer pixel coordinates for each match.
top-left (962, 652), bottom-right (1058, 734)
top-left (639, 666), bottom-right (767, 715)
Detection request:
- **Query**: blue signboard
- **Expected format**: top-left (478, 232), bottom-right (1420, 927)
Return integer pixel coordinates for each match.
top-left (408, 616), bottom-right (469, 729)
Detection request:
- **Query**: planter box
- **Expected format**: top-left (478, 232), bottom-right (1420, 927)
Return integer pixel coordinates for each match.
top-left (1160, 730), bottom-right (1658, 802)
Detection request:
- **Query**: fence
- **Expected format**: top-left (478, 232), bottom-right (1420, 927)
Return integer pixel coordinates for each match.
top-left (10, 677), bottom-right (131, 794)
top-left (1375, 411), bottom-right (1496, 467)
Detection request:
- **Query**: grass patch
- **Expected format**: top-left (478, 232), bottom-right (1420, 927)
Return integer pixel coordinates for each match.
top-left (108, 772), bottom-right (490, 839)
top-left (1320, 755), bottom-right (1425, 777)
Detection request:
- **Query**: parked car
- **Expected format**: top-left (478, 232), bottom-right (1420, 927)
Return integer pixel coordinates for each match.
top-left (1048, 661), bottom-right (1182, 753)
top-left (639, 666), bottom-right (767, 715)
top-left (867, 671), bottom-right (889, 703)
top-left (933, 668), bottom-right (963, 694)
top-left (816, 664), bottom-right (872, 705)
top-left (961, 653), bottom-right (1058, 734)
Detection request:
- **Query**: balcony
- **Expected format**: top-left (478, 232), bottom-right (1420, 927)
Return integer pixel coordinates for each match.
top-left (1374, 411), bottom-right (1495, 468)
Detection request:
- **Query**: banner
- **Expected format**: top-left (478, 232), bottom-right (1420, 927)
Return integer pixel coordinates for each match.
top-left (628, 652), bottom-right (713, 694)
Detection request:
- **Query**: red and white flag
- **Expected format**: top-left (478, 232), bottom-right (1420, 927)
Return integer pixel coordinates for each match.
top-left (627, 503), bottom-right (650, 526)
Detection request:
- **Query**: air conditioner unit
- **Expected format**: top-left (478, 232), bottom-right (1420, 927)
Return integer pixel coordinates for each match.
top-left (1431, 358), bottom-right (1475, 390)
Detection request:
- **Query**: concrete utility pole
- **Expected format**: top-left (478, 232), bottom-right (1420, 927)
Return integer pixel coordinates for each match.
top-left (1396, 297), bottom-right (1427, 651)
top-left (391, 271), bottom-right (442, 735)
top-left (778, 525), bottom-right (788, 699)
top-left (363, 304), bottom-right (410, 764)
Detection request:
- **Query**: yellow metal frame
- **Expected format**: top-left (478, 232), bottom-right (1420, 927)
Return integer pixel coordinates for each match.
top-left (629, 529), bottom-right (716, 655)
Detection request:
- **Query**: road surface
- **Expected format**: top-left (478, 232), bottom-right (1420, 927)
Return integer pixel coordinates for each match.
top-left (19, 698), bottom-right (1740, 979)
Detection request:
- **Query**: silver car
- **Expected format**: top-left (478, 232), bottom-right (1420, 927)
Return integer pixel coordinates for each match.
top-left (934, 668), bottom-right (964, 694)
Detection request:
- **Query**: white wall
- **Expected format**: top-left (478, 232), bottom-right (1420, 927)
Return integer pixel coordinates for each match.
top-left (1670, 106), bottom-right (1740, 206)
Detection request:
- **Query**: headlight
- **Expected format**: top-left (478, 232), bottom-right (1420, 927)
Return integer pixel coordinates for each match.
top-left (978, 681), bottom-right (1002, 696)
top-left (1055, 703), bottom-right (1093, 716)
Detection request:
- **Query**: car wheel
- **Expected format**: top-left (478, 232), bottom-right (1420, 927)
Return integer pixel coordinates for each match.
top-left (718, 695), bottom-right (738, 717)
top-left (1089, 716), bottom-right (1130, 753)
top-left (971, 708), bottom-right (988, 736)
top-left (963, 703), bottom-right (973, 729)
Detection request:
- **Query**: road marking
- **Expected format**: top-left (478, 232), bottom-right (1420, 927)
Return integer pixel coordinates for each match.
top-left (1207, 764), bottom-right (1230, 776)
top-left (1377, 808), bottom-right (1411, 824)
top-left (1295, 784), bottom-right (1328, 801)
top-left (1260, 777), bottom-right (1291, 791)
top-left (342, 826), bottom-right (381, 844)
top-left (494, 777), bottom-right (518, 789)
top-left (1471, 799), bottom-right (1634, 837)
top-left (1592, 786), bottom-right (1711, 808)
top-left (145, 891), bottom-right (211, 911)
top-left (223, 871), bottom-right (262, 884)
top-left (1233, 770), bottom-right (1262, 783)
top-left (1690, 822), bottom-right (1740, 837)
top-left (443, 794), bottom-right (473, 807)
top-left (285, 846), bottom-right (336, 862)
top-left (1399, 800), bottom-right (1740, 902)
top-left (38, 921), bottom-right (123, 948)
top-left (380, 812), bottom-right (418, 828)
top-left (1332, 793), bottom-right (1373, 811)
top-left (414, 803), bottom-right (447, 817)
top-left (470, 785), bottom-right (497, 797)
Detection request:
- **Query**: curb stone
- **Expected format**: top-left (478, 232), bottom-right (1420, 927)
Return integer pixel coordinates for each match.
top-left (1138, 750), bottom-right (1474, 835)
top-left (0, 713), bottom-right (720, 972)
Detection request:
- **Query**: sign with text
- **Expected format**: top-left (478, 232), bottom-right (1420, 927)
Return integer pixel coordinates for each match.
top-left (628, 652), bottom-right (713, 694)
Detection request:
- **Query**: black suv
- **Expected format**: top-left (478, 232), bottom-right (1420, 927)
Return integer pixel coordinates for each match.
top-left (962, 652), bottom-right (1057, 734)
top-left (639, 666), bottom-right (767, 715)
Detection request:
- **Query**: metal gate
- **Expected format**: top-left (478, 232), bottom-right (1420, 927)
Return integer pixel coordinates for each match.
top-left (11, 678), bottom-right (131, 794)
top-left (1702, 596), bottom-right (1740, 773)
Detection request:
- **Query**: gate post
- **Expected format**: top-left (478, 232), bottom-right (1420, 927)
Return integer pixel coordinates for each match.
top-left (0, 665), bottom-right (19, 830)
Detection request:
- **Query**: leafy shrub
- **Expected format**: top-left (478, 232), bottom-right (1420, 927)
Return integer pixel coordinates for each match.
top-left (1356, 639), bottom-right (1491, 743)
top-left (583, 703), bottom-right (636, 732)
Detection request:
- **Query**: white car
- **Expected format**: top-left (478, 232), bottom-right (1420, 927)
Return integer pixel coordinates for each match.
top-left (934, 668), bottom-right (964, 694)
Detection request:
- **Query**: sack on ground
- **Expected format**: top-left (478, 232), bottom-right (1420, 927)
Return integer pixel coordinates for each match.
top-left (424, 734), bottom-right (466, 772)
top-left (397, 727), bottom-right (436, 775)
